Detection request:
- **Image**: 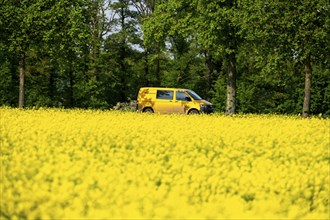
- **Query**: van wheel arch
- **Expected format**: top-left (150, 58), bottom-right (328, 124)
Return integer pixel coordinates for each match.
top-left (143, 107), bottom-right (154, 113)
top-left (188, 109), bottom-right (199, 114)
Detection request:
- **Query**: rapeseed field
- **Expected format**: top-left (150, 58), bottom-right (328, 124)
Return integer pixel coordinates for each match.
top-left (1, 108), bottom-right (329, 219)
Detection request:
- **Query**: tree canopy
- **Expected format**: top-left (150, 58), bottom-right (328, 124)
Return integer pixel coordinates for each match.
top-left (0, 0), bottom-right (329, 116)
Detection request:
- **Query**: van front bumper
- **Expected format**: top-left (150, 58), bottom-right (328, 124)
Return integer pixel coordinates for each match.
top-left (200, 105), bottom-right (214, 113)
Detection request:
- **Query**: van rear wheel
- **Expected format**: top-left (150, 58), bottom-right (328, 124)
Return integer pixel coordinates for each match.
top-left (188, 109), bottom-right (199, 114)
top-left (143, 107), bottom-right (154, 113)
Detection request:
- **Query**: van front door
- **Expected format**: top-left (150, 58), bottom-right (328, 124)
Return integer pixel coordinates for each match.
top-left (172, 91), bottom-right (191, 113)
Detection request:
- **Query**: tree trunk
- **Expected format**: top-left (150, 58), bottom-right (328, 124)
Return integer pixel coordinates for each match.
top-left (302, 58), bottom-right (312, 118)
top-left (18, 51), bottom-right (26, 109)
top-left (226, 53), bottom-right (236, 115)
top-left (91, 0), bottom-right (100, 80)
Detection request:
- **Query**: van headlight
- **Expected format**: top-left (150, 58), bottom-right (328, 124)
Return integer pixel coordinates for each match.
top-left (200, 104), bottom-right (206, 110)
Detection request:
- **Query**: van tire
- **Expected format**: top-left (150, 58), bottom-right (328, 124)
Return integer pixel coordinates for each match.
top-left (188, 109), bottom-right (199, 114)
top-left (143, 107), bottom-right (154, 113)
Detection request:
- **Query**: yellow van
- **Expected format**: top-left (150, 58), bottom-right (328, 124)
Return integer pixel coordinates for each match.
top-left (137, 87), bottom-right (214, 114)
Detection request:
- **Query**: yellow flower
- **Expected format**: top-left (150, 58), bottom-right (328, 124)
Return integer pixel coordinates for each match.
top-left (1, 108), bottom-right (329, 219)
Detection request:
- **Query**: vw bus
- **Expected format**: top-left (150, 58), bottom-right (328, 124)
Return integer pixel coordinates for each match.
top-left (137, 87), bottom-right (214, 114)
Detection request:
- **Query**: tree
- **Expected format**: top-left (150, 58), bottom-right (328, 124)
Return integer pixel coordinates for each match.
top-left (0, 0), bottom-right (94, 108)
top-left (1, 0), bottom-right (40, 108)
top-left (143, 0), bottom-right (243, 114)
top-left (101, 0), bottom-right (144, 102)
top-left (133, 0), bottom-right (170, 86)
top-left (239, 0), bottom-right (330, 117)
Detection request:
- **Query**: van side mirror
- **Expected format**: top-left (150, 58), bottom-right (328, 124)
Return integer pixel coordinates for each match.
top-left (185, 97), bottom-right (192, 101)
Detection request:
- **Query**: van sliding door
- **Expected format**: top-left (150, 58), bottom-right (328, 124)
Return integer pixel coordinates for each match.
top-left (155, 90), bottom-right (174, 113)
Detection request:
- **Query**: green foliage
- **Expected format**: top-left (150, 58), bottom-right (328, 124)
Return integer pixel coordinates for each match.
top-left (0, 0), bottom-right (329, 116)
top-left (73, 79), bottom-right (109, 109)
top-left (0, 55), bottom-right (17, 106)
top-left (210, 75), bottom-right (226, 112)
top-left (311, 65), bottom-right (330, 115)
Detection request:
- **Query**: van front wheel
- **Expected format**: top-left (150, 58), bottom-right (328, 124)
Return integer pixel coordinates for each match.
top-left (188, 109), bottom-right (199, 114)
top-left (143, 107), bottom-right (154, 113)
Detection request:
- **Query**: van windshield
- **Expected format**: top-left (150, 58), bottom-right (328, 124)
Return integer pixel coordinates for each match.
top-left (186, 90), bottom-right (202, 100)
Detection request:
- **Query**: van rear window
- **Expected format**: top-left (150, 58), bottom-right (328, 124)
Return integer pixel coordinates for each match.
top-left (156, 90), bottom-right (173, 100)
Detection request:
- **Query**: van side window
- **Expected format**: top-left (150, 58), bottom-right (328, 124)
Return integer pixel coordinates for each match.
top-left (176, 91), bottom-right (190, 101)
top-left (156, 90), bottom-right (174, 100)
